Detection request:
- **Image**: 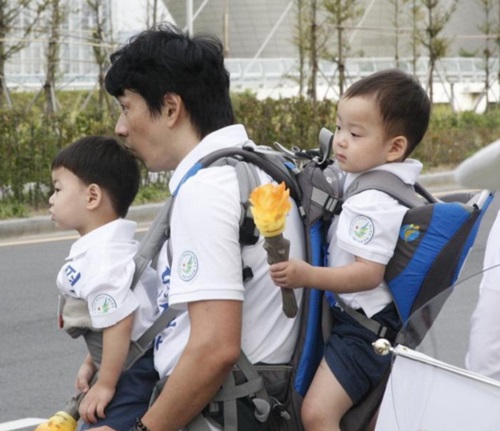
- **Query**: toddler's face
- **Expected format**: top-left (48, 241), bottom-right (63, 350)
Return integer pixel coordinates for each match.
top-left (332, 95), bottom-right (394, 173)
top-left (49, 167), bottom-right (90, 235)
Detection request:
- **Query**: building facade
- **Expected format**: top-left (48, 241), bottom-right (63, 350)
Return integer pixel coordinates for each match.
top-left (6, 0), bottom-right (171, 91)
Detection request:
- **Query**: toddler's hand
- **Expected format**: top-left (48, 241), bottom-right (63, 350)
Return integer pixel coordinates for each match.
top-left (78, 381), bottom-right (114, 424)
top-left (269, 259), bottom-right (309, 289)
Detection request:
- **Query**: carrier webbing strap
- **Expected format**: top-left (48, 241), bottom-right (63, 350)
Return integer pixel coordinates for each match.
top-left (232, 157), bottom-right (262, 246)
top-left (131, 196), bottom-right (174, 290)
top-left (129, 196), bottom-right (180, 358)
top-left (333, 170), bottom-right (429, 337)
top-left (206, 351), bottom-right (270, 431)
top-left (333, 296), bottom-right (390, 338)
top-left (125, 307), bottom-right (179, 369)
top-left (344, 170), bottom-right (427, 208)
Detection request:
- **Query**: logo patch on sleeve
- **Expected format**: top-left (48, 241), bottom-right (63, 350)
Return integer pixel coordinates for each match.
top-left (92, 294), bottom-right (117, 315)
top-left (349, 215), bottom-right (374, 244)
top-left (178, 250), bottom-right (199, 281)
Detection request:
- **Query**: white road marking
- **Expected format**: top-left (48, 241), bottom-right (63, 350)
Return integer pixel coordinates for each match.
top-left (0, 226), bottom-right (149, 247)
top-left (0, 418), bottom-right (46, 431)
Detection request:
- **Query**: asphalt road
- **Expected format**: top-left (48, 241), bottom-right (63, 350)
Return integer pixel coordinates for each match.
top-left (1, 235), bottom-right (85, 429)
top-left (0, 193), bottom-right (498, 430)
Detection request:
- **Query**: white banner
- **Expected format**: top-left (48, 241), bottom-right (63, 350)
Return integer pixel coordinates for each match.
top-left (376, 345), bottom-right (500, 431)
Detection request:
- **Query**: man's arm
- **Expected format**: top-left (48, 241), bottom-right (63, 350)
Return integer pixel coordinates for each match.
top-left (142, 299), bottom-right (242, 431)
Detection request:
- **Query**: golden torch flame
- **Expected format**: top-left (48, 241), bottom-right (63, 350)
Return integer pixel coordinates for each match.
top-left (249, 182), bottom-right (292, 237)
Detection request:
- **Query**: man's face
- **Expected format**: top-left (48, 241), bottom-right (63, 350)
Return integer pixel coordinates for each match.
top-left (115, 90), bottom-right (174, 172)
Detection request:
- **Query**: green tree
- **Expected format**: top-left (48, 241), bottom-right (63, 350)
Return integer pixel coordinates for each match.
top-left (476, 0), bottom-right (497, 109)
top-left (408, 0), bottom-right (423, 75)
top-left (389, 0), bottom-right (412, 68)
top-left (419, 0), bottom-right (458, 104)
top-left (43, 0), bottom-right (66, 114)
top-left (294, 0), bottom-right (309, 96)
top-left (0, 0), bottom-right (50, 108)
top-left (322, 0), bottom-right (363, 97)
top-left (85, 0), bottom-right (115, 117)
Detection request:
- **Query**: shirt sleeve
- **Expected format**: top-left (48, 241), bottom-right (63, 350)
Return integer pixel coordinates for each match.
top-left (80, 242), bottom-right (139, 329)
top-left (336, 190), bottom-right (408, 264)
top-left (168, 166), bottom-right (245, 308)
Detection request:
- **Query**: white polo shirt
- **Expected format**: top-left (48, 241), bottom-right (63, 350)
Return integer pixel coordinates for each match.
top-left (57, 219), bottom-right (160, 340)
top-left (153, 124), bottom-right (305, 378)
top-left (328, 159), bottom-right (423, 317)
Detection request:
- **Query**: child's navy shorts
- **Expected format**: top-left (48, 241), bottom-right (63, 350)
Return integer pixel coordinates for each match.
top-left (324, 303), bottom-right (401, 404)
top-left (80, 347), bottom-right (159, 431)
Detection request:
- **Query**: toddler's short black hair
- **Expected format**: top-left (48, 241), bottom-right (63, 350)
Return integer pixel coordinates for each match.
top-left (343, 68), bottom-right (431, 158)
top-left (52, 136), bottom-right (140, 218)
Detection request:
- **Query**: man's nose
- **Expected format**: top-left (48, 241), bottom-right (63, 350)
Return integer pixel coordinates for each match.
top-left (115, 114), bottom-right (128, 137)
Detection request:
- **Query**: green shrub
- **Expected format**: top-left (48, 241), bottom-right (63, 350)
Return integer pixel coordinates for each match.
top-left (2, 90), bottom-right (500, 218)
top-left (0, 200), bottom-right (28, 219)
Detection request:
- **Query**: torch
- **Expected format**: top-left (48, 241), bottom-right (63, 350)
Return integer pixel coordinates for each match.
top-left (249, 182), bottom-right (298, 318)
top-left (34, 381), bottom-right (90, 431)
top-left (34, 410), bottom-right (77, 431)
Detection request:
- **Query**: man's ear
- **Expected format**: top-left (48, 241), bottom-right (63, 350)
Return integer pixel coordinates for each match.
top-left (163, 93), bottom-right (184, 125)
top-left (387, 136), bottom-right (408, 162)
top-left (86, 184), bottom-right (102, 210)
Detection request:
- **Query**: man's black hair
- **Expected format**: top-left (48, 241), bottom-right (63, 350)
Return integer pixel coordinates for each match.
top-left (105, 23), bottom-right (235, 139)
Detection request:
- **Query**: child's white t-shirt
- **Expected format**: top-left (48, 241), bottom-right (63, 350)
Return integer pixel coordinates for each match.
top-left (328, 160), bottom-right (423, 317)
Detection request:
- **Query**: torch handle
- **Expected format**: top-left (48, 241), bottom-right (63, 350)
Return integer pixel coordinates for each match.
top-left (263, 235), bottom-right (298, 318)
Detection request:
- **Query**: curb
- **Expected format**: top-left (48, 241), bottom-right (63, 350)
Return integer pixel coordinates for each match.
top-left (0, 172), bottom-right (458, 241)
top-left (0, 203), bottom-right (164, 241)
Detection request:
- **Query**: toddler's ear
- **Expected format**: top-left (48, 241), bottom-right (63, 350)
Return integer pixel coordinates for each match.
top-left (387, 136), bottom-right (408, 162)
top-left (86, 183), bottom-right (102, 210)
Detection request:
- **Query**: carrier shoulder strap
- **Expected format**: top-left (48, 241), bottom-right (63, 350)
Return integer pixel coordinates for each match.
top-left (344, 169), bottom-right (430, 208)
top-left (131, 197), bottom-right (173, 289)
top-left (125, 197), bottom-right (180, 369)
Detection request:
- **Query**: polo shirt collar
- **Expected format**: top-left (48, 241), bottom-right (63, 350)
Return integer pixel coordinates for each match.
top-left (66, 219), bottom-right (136, 260)
top-left (169, 124), bottom-right (249, 194)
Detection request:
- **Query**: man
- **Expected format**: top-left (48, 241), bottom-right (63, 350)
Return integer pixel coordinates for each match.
top-left (98, 23), bottom-right (305, 431)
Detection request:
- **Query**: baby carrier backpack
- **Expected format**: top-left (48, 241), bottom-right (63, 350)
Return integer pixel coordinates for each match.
top-left (128, 128), bottom-right (493, 431)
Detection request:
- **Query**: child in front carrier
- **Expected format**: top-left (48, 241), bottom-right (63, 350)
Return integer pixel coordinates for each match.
top-left (48, 136), bottom-right (160, 430)
top-left (269, 69), bottom-right (431, 431)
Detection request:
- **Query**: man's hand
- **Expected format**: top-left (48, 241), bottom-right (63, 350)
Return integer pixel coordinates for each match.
top-left (75, 354), bottom-right (96, 394)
